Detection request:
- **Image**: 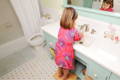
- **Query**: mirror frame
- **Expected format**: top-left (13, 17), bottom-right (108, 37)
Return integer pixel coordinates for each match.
top-left (63, 0), bottom-right (120, 25)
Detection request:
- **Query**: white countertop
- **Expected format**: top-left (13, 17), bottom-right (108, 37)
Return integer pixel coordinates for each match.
top-left (41, 22), bottom-right (120, 77)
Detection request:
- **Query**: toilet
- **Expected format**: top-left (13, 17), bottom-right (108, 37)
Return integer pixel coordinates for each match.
top-left (28, 33), bottom-right (44, 46)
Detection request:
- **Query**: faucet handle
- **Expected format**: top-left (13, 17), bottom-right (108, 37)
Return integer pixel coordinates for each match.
top-left (85, 25), bottom-right (89, 32)
top-left (91, 29), bottom-right (96, 34)
top-left (80, 24), bottom-right (89, 32)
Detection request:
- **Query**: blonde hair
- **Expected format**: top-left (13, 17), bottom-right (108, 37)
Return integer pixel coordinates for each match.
top-left (60, 7), bottom-right (78, 29)
top-left (101, 0), bottom-right (113, 8)
top-left (105, 0), bottom-right (113, 8)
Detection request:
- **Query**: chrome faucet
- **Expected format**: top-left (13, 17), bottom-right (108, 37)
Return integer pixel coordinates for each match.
top-left (79, 24), bottom-right (96, 34)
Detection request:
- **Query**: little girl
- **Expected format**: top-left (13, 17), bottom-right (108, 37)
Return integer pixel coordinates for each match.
top-left (55, 7), bottom-right (83, 80)
top-left (100, 0), bottom-right (113, 12)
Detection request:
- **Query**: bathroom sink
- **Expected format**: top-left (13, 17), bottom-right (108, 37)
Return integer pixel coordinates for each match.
top-left (96, 48), bottom-right (118, 62)
top-left (92, 36), bottom-right (120, 59)
top-left (77, 33), bottom-right (120, 62)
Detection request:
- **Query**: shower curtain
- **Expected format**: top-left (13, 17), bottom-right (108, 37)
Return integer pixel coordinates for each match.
top-left (10, 0), bottom-right (42, 41)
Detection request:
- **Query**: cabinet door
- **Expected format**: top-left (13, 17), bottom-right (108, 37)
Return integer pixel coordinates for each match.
top-left (43, 31), bottom-right (57, 48)
top-left (87, 61), bottom-right (110, 80)
top-left (43, 31), bottom-right (57, 58)
top-left (75, 52), bottom-right (111, 80)
top-left (109, 73), bottom-right (120, 80)
top-left (75, 51), bottom-right (89, 66)
top-left (74, 60), bottom-right (86, 79)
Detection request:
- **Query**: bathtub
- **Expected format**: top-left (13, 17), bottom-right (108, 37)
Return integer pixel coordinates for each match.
top-left (0, 37), bottom-right (29, 59)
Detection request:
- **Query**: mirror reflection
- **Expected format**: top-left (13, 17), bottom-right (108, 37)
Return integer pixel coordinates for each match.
top-left (67, 0), bottom-right (120, 13)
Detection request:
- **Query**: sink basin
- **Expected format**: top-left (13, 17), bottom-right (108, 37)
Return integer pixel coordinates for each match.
top-left (93, 36), bottom-right (120, 57)
top-left (96, 48), bottom-right (118, 62)
top-left (77, 33), bottom-right (120, 61)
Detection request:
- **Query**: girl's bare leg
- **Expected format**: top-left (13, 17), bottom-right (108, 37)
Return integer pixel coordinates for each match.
top-left (82, 68), bottom-right (87, 75)
top-left (58, 67), bottom-right (63, 77)
top-left (62, 68), bottom-right (69, 80)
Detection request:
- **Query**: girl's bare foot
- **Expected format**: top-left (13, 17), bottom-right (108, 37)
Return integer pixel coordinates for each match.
top-left (62, 69), bottom-right (69, 80)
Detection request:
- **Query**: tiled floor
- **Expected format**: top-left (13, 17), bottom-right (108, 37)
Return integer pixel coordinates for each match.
top-left (0, 46), bottom-right (57, 80)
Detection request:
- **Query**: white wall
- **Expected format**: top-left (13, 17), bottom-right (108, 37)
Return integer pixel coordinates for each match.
top-left (0, 0), bottom-right (23, 45)
top-left (40, 0), bottom-right (63, 15)
top-left (114, 0), bottom-right (120, 13)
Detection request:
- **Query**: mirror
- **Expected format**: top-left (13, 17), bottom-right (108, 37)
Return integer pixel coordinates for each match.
top-left (67, 0), bottom-right (120, 13)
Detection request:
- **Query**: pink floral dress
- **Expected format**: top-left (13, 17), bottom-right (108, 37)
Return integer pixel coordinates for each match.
top-left (55, 27), bottom-right (81, 70)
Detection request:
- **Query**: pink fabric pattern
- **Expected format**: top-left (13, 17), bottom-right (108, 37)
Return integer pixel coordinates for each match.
top-left (55, 27), bottom-right (81, 70)
top-left (100, 8), bottom-right (113, 12)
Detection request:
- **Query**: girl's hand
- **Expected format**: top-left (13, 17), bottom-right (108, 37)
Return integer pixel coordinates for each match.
top-left (79, 32), bottom-right (84, 39)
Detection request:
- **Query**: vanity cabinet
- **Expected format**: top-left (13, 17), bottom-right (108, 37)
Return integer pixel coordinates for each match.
top-left (43, 31), bottom-right (57, 58)
top-left (76, 51), bottom-right (111, 80)
top-left (87, 65), bottom-right (110, 80)
top-left (43, 30), bottom-right (111, 80)
top-left (87, 59), bottom-right (111, 80)
top-left (42, 23), bottom-right (120, 80)
top-left (43, 31), bottom-right (57, 47)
